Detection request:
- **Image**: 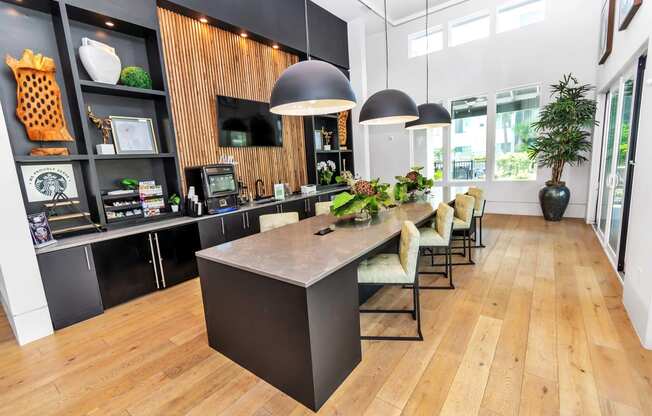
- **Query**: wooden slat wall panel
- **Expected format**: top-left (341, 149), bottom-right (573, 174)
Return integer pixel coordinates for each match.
top-left (157, 8), bottom-right (307, 195)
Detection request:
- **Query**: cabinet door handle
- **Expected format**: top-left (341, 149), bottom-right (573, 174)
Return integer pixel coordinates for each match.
top-left (246, 212), bottom-right (250, 228)
top-left (83, 246), bottom-right (91, 271)
top-left (148, 233), bottom-right (160, 290)
top-left (154, 233), bottom-right (167, 288)
top-left (221, 217), bottom-right (225, 235)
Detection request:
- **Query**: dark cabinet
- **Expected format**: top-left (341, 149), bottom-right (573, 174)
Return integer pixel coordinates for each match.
top-left (281, 198), bottom-right (313, 219)
top-left (222, 211), bottom-right (252, 241)
top-left (247, 204), bottom-right (280, 234)
top-left (155, 223), bottom-right (201, 288)
top-left (38, 245), bottom-right (104, 330)
top-left (93, 233), bottom-right (159, 309)
top-left (198, 216), bottom-right (227, 249)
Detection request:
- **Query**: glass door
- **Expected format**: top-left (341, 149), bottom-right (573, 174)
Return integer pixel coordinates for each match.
top-left (595, 63), bottom-right (638, 267)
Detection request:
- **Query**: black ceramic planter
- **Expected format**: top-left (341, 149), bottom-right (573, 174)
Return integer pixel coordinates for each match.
top-left (539, 183), bottom-right (570, 221)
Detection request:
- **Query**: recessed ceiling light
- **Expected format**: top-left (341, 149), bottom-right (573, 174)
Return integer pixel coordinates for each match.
top-left (240, 32), bottom-right (248, 38)
top-left (199, 17), bottom-right (208, 23)
top-left (272, 44), bottom-right (279, 49)
top-left (105, 21), bottom-right (114, 28)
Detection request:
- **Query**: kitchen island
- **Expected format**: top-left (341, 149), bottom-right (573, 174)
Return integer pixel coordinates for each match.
top-left (195, 199), bottom-right (440, 411)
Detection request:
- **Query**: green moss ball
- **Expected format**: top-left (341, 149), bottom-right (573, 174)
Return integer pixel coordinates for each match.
top-left (119, 66), bottom-right (152, 89)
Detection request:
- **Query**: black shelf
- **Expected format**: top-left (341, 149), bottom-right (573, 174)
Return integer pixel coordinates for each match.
top-left (79, 80), bottom-right (167, 100)
top-left (316, 150), bottom-right (340, 154)
top-left (14, 155), bottom-right (90, 163)
top-left (93, 153), bottom-right (176, 160)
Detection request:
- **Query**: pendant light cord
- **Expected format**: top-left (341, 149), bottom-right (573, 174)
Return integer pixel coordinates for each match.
top-left (425, 0), bottom-right (429, 103)
top-left (384, 0), bottom-right (389, 89)
top-left (304, 0), bottom-right (311, 60)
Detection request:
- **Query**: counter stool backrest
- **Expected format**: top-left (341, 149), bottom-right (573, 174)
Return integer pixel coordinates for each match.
top-left (435, 202), bottom-right (454, 243)
top-left (454, 194), bottom-right (475, 227)
top-left (399, 221), bottom-right (420, 279)
top-left (259, 212), bottom-right (300, 232)
top-left (315, 201), bottom-right (332, 216)
top-left (467, 187), bottom-right (485, 216)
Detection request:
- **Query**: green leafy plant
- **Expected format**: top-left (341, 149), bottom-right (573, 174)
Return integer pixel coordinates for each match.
top-left (119, 66), bottom-right (153, 89)
top-left (330, 178), bottom-right (392, 217)
top-left (335, 170), bottom-right (355, 186)
top-left (394, 166), bottom-right (434, 203)
top-left (528, 74), bottom-right (598, 185)
top-left (168, 193), bottom-right (181, 206)
top-left (120, 178), bottom-right (139, 190)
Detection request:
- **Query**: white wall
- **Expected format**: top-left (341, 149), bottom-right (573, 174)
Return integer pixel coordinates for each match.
top-left (360, 0), bottom-right (602, 217)
top-left (0, 100), bottom-right (53, 345)
top-left (589, 1), bottom-right (652, 348)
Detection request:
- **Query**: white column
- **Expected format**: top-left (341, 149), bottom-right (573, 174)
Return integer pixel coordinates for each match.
top-left (348, 17), bottom-right (371, 179)
top-left (0, 101), bottom-right (53, 345)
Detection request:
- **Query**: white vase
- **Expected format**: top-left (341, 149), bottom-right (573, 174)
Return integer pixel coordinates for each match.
top-left (79, 38), bottom-right (121, 84)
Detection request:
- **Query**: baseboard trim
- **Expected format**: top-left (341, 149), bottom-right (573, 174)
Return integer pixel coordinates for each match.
top-left (486, 201), bottom-right (587, 218)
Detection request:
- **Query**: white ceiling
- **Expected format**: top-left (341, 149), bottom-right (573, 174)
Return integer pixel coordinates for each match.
top-left (311, 0), bottom-right (469, 27)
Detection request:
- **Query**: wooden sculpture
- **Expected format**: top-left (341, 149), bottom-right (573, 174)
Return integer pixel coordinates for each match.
top-left (6, 49), bottom-right (73, 156)
top-left (87, 106), bottom-right (112, 145)
top-left (338, 111), bottom-right (348, 148)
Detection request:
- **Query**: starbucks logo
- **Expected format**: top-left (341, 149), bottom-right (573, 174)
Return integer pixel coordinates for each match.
top-left (34, 172), bottom-right (67, 197)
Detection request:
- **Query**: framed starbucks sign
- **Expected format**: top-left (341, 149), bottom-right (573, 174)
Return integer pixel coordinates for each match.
top-left (20, 164), bottom-right (79, 202)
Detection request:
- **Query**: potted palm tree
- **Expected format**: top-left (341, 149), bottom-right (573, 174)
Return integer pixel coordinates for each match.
top-left (528, 74), bottom-right (597, 221)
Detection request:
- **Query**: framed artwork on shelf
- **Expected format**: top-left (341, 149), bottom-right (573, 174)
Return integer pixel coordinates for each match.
top-left (20, 164), bottom-right (79, 202)
top-left (110, 116), bottom-right (158, 155)
top-left (618, 0), bottom-right (642, 30)
top-left (598, 0), bottom-right (615, 65)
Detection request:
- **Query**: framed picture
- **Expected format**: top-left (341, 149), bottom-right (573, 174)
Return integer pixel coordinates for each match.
top-left (598, 0), bottom-right (615, 65)
top-left (27, 212), bottom-right (56, 248)
top-left (20, 164), bottom-right (79, 202)
top-left (618, 0), bottom-right (642, 30)
top-left (110, 116), bottom-right (158, 154)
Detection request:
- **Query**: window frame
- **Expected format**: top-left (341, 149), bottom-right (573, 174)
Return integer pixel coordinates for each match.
top-left (408, 25), bottom-right (444, 58)
top-left (448, 10), bottom-right (491, 47)
top-left (449, 93), bottom-right (490, 183)
top-left (496, 0), bottom-right (546, 34)
top-left (493, 83), bottom-right (542, 182)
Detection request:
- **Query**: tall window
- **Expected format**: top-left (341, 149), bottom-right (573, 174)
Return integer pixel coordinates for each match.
top-left (450, 96), bottom-right (487, 180)
top-left (432, 127), bottom-right (444, 182)
top-left (449, 12), bottom-right (490, 47)
top-left (494, 86), bottom-right (539, 180)
top-left (497, 0), bottom-right (545, 33)
top-left (408, 27), bottom-right (443, 58)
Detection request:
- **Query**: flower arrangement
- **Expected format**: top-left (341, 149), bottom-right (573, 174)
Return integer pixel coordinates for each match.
top-left (317, 160), bottom-right (336, 185)
top-left (330, 178), bottom-right (392, 220)
top-left (335, 170), bottom-right (355, 186)
top-left (394, 166), bottom-right (434, 202)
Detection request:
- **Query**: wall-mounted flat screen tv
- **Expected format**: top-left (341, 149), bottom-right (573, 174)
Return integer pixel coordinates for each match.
top-left (217, 96), bottom-right (283, 147)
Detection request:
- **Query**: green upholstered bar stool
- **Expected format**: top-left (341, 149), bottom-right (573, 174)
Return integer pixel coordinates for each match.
top-left (450, 193), bottom-right (476, 265)
top-left (358, 221), bottom-right (423, 341)
top-left (418, 203), bottom-right (455, 289)
top-left (259, 212), bottom-right (299, 232)
top-left (315, 201), bottom-right (332, 216)
top-left (467, 187), bottom-right (486, 248)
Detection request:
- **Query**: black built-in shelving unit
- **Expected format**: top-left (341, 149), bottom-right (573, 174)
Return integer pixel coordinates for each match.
top-left (1, 0), bottom-right (181, 232)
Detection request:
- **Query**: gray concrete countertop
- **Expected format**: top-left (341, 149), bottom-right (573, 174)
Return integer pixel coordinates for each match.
top-left (196, 199), bottom-right (441, 288)
top-left (36, 186), bottom-right (347, 255)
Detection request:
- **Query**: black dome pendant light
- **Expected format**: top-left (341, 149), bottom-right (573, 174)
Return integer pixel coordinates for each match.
top-left (269, 0), bottom-right (356, 116)
top-left (405, 0), bottom-right (451, 130)
top-left (359, 0), bottom-right (418, 125)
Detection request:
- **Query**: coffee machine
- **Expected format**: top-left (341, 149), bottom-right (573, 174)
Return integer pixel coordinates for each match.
top-left (184, 164), bottom-right (239, 214)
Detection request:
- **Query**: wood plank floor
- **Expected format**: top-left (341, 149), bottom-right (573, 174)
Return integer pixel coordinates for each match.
top-left (1, 214), bottom-right (650, 415)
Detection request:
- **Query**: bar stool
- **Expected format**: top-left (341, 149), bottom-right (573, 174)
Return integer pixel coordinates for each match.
top-left (467, 187), bottom-right (486, 248)
top-left (315, 201), bottom-right (332, 216)
top-left (417, 203), bottom-right (455, 289)
top-left (358, 221), bottom-right (423, 341)
top-left (259, 212), bottom-right (299, 232)
top-left (450, 193), bottom-right (475, 265)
